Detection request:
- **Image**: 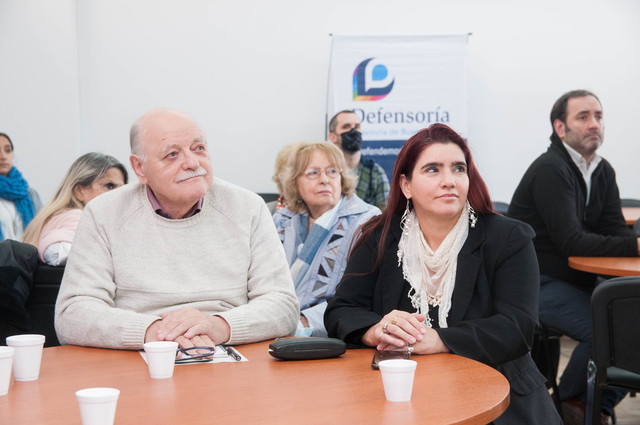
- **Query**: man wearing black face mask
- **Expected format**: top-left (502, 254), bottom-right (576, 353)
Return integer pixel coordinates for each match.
top-left (328, 110), bottom-right (390, 210)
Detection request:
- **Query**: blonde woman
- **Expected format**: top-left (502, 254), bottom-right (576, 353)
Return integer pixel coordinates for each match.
top-left (23, 153), bottom-right (127, 266)
top-left (269, 142), bottom-right (301, 213)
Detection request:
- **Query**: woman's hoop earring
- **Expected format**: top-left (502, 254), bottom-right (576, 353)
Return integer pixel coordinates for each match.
top-left (468, 204), bottom-right (477, 228)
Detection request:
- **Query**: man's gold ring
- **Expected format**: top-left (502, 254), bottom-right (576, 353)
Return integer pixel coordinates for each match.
top-left (391, 316), bottom-right (398, 325)
top-left (382, 323), bottom-right (390, 334)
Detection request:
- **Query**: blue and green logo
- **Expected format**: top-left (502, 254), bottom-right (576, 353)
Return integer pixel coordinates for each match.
top-left (353, 58), bottom-right (395, 101)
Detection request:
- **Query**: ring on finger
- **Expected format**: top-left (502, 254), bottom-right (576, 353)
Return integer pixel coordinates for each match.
top-left (382, 323), bottom-right (390, 334)
top-left (391, 316), bottom-right (398, 325)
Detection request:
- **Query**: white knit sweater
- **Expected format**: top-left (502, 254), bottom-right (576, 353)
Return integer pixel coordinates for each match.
top-left (55, 178), bottom-right (299, 349)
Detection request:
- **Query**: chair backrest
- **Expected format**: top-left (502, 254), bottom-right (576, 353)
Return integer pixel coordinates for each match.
top-left (257, 193), bottom-right (279, 203)
top-left (492, 201), bottom-right (509, 215)
top-left (0, 239), bottom-right (39, 329)
top-left (621, 198), bottom-right (640, 207)
top-left (591, 277), bottom-right (640, 375)
top-left (634, 218), bottom-right (640, 237)
top-left (27, 263), bottom-right (65, 346)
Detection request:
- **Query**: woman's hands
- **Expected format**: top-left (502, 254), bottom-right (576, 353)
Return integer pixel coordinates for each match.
top-left (361, 309), bottom-right (449, 355)
top-left (362, 309), bottom-right (425, 348)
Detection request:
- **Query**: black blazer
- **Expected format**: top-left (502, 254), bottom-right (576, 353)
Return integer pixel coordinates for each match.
top-left (325, 213), bottom-right (561, 424)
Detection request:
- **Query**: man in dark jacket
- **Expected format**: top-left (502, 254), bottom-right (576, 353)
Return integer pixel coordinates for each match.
top-left (509, 90), bottom-right (640, 425)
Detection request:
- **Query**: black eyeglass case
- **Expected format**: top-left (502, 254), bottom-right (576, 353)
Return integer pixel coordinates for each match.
top-left (268, 337), bottom-right (346, 360)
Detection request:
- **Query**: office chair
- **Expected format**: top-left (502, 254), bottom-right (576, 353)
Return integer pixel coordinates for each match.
top-left (531, 322), bottom-right (563, 413)
top-left (0, 240), bottom-right (39, 331)
top-left (492, 201), bottom-right (510, 215)
top-left (585, 277), bottom-right (640, 425)
top-left (620, 198), bottom-right (640, 207)
top-left (256, 193), bottom-right (280, 203)
top-left (633, 218), bottom-right (640, 237)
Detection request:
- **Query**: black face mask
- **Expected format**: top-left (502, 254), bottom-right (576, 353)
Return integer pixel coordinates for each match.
top-left (340, 128), bottom-right (362, 153)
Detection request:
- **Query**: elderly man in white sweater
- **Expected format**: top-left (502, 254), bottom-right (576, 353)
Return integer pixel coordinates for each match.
top-left (55, 108), bottom-right (300, 350)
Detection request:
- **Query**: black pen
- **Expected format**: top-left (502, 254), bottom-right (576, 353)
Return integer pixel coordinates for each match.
top-left (225, 345), bottom-right (242, 361)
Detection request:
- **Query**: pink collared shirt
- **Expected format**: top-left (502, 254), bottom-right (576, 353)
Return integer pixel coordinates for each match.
top-left (146, 186), bottom-right (203, 219)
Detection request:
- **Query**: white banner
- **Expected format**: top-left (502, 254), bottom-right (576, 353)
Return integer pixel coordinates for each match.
top-left (327, 34), bottom-right (469, 179)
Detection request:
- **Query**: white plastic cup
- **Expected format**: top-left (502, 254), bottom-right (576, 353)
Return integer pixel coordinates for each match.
top-left (75, 387), bottom-right (120, 425)
top-left (0, 346), bottom-right (16, 396)
top-left (143, 341), bottom-right (178, 379)
top-left (5, 334), bottom-right (46, 381)
top-left (378, 359), bottom-right (417, 402)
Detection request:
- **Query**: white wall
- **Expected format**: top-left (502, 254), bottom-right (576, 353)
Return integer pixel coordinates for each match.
top-left (0, 0), bottom-right (80, 201)
top-left (1, 0), bottom-right (639, 203)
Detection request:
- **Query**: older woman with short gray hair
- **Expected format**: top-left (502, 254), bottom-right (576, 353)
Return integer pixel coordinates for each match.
top-left (273, 141), bottom-right (380, 337)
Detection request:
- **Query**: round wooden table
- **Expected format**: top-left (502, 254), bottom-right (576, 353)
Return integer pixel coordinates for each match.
top-left (1, 341), bottom-right (510, 425)
top-left (568, 256), bottom-right (640, 277)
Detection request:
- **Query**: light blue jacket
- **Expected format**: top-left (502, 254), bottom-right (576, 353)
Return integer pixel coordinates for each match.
top-left (273, 195), bottom-right (380, 337)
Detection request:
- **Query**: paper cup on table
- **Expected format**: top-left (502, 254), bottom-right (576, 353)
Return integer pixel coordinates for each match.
top-left (0, 346), bottom-right (15, 396)
top-left (143, 341), bottom-right (178, 379)
top-left (378, 359), bottom-right (417, 402)
top-left (76, 387), bottom-right (119, 425)
top-left (5, 334), bottom-right (45, 381)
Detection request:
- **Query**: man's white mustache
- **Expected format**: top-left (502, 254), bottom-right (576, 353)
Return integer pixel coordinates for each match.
top-left (175, 167), bottom-right (208, 183)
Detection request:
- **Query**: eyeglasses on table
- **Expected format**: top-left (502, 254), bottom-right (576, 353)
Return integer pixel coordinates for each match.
top-left (175, 346), bottom-right (216, 364)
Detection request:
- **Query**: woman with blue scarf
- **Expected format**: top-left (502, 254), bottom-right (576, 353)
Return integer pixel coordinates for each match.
top-left (0, 133), bottom-right (42, 241)
top-left (273, 142), bottom-right (380, 337)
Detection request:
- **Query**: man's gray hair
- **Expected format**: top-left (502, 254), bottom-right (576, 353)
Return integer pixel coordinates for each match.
top-left (130, 120), bottom-right (145, 161)
top-left (129, 108), bottom-right (207, 163)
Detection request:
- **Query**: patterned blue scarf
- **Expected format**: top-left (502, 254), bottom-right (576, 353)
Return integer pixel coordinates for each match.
top-left (289, 198), bottom-right (343, 289)
top-left (0, 167), bottom-right (36, 240)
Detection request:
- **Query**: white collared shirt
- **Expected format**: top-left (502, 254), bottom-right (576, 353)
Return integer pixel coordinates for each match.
top-left (563, 142), bottom-right (602, 205)
top-left (0, 197), bottom-right (23, 240)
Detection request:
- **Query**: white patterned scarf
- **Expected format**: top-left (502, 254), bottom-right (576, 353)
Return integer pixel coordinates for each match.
top-left (397, 201), bottom-right (470, 328)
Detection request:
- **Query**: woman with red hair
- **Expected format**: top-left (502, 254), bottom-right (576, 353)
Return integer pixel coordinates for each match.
top-left (325, 124), bottom-right (561, 423)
